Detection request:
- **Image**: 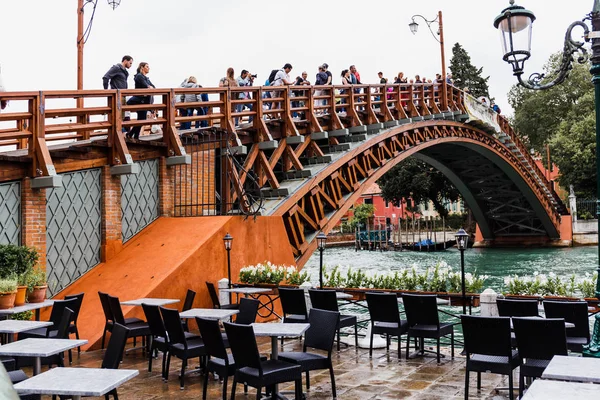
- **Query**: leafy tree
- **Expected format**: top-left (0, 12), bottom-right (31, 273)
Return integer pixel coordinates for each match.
top-left (377, 158), bottom-right (460, 217)
top-left (508, 53), bottom-right (592, 153)
top-left (549, 90), bottom-right (596, 196)
top-left (449, 43), bottom-right (491, 99)
top-left (348, 203), bottom-right (375, 228)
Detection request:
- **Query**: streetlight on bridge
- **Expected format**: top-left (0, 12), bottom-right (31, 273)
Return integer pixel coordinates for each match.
top-left (494, 0), bottom-right (600, 357)
top-left (408, 11), bottom-right (448, 110)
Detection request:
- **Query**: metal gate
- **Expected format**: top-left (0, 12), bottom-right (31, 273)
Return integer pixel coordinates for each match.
top-left (121, 159), bottom-right (159, 242)
top-left (46, 169), bottom-right (102, 296)
top-left (0, 181), bottom-right (21, 245)
top-left (173, 131), bottom-right (262, 217)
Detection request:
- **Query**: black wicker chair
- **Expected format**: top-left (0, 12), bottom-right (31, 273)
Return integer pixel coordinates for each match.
top-left (19, 298), bottom-right (77, 340)
top-left (279, 287), bottom-right (309, 323)
top-left (98, 291), bottom-right (143, 350)
top-left (107, 295), bottom-right (150, 354)
top-left (160, 307), bottom-right (206, 389)
top-left (235, 298), bottom-right (260, 325)
top-left (309, 288), bottom-right (358, 350)
top-left (64, 292), bottom-right (84, 360)
top-left (279, 308), bottom-right (340, 398)
top-left (497, 298), bottom-right (539, 317)
top-left (512, 317), bottom-right (568, 397)
top-left (461, 315), bottom-right (520, 400)
top-left (224, 321), bottom-right (303, 399)
top-left (206, 281), bottom-right (238, 310)
top-left (365, 292), bottom-right (408, 359)
top-left (181, 289), bottom-right (196, 332)
top-left (543, 300), bottom-right (590, 352)
top-left (142, 303), bottom-right (170, 379)
top-left (402, 293), bottom-right (454, 363)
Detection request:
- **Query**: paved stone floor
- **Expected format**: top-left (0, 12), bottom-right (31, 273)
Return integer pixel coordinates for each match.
top-left (25, 336), bottom-right (518, 399)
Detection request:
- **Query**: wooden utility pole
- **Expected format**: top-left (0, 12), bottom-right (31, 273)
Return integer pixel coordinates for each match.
top-left (77, 0), bottom-right (84, 93)
top-left (438, 11), bottom-right (448, 111)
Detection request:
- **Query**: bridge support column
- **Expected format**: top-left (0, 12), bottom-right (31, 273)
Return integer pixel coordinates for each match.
top-left (21, 178), bottom-right (47, 269)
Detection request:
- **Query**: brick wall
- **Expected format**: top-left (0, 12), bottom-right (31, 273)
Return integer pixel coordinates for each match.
top-left (159, 157), bottom-right (174, 217)
top-left (21, 178), bottom-right (47, 269)
top-left (101, 166), bottom-right (123, 261)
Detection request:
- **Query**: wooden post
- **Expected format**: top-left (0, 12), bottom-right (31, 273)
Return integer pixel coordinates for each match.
top-left (438, 10), bottom-right (448, 111)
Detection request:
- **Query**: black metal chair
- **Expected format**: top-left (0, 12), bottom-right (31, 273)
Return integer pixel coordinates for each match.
top-left (461, 315), bottom-right (520, 400)
top-left (206, 281), bottom-right (238, 310)
top-left (181, 289), bottom-right (196, 332)
top-left (279, 287), bottom-right (308, 324)
top-left (64, 293), bottom-right (84, 354)
top-left (197, 317), bottom-right (234, 400)
top-left (365, 292), bottom-right (408, 359)
top-left (402, 293), bottom-right (455, 363)
top-left (235, 297), bottom-right (260, 325)
top-left (98, 291), bottom-right (143, 350)
top-left (279, 308), bottom-right (340, 398)
top-left (142, 303), bottom-right (170, 380)
top-left (107, 295), bottom-right (150, 354)
top-left (160, 306), bottom-right (206, 389)
top-left (19, 298), bottom-right (78, 340)
top-left (309, 288), bottom-right (358, 350)
top-left (543, 300), bottom-right (590, 352)
top-left (512, 317), bottom-right (568, 398)
top-left (224, 321), bottom-right (303, 399)
top-left (496, 298), bottom-right (540, 317)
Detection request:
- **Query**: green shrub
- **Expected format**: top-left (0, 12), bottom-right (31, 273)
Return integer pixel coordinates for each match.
top-left (11, 311), bottom-right (33, 321)
top-left (0, 278), bottom-right (17, 293)
top-left (0, 245), bottom-right (39, 282)
top-left (22, 267), bottom-right (46, 292)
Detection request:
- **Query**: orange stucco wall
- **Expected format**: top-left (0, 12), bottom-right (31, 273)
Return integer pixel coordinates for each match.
top-left (51, 216), bottom-right (295, 350)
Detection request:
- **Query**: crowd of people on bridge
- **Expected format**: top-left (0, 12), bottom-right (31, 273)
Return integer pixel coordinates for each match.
top-left (101, 54), bottom-right (501, 135)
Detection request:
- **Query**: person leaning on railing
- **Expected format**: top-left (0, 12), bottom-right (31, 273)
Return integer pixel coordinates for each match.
top-left (126, 62), bottom-right (155, 140)
top-left (102, 55), bottom-right (133, 135)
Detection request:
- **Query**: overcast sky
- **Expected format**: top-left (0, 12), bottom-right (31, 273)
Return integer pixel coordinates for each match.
top-left (0, 0), bottom-right (593, 115)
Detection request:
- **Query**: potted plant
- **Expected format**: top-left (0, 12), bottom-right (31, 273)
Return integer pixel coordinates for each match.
top-left (0, 244), bottom-right (39, 306)
top-left (0, 278), bottom-right (17, 309)
top-left (24, 267), bottom-right (47, 303)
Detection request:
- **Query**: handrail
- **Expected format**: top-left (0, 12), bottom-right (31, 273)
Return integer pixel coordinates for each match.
top-left (0, 84), bottom-right (557, 209)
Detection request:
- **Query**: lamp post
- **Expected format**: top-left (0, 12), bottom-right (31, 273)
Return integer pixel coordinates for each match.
top-left (316, 232), bottom-right (327, 289)
top-left (223, 233), bottom-right (233, 304)
top-left (455, 228), bottom-right (469, 315)
top-left (409, 11), bottom-right (448, 110)
top-left (494, 0), bottom-right (600, 357)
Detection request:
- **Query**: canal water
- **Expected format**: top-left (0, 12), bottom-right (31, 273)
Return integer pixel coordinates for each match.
top-left (303, 245), bottom-right (598, 293)
top-left (303, 245), bottom-right (598, 344)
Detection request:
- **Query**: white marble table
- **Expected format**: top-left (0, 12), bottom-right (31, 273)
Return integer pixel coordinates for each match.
top-left (397, 297), bottom-right (450, 305)
top-left (336, 292), bottom-right (353, 300)
top-left (0, 300), bottom-right (55, 320)
top-left (221, 288), bottom-right (273, 298)
top-left (179, 308), bottom-right (239, 320)
top-left (120, 298), bottom-right (179, 306)
top-left (13, 367), bottom-right (138, 399)
top-left (0, 338), bottom-right (87, 375)
top-left (521, 379), bottom-right (600, 399)
top-left (542, 355), bottom-right (600, 383)
top-left (0, 320), bottom-right (52, 343)
top-left (251, 323), bottom-right (309, 399)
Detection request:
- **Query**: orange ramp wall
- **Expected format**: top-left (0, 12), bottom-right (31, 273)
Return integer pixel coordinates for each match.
top-left (53, 216), bottom-right (295, 350)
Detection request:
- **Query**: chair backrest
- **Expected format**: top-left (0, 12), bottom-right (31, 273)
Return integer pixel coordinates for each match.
top-left (366, 292), bottom-right (401, 324)
top-left (142, 303), bottom-right (167, 339)
top-left (182, 289), bottom-right (196, 312)
top-left (402, 294), bottom-right (439, 327)
top-left (54, 307), bottom-right (74, 339)
top-left (461, 315), bottom-right (513, 357)
top-left (235, 298), bottom-right (259, 325)
top-left (512, 317), bottom-right (568, 361)
top-left (223, 322), bottom-right (263, 371)
top-left (308, 289), bottom-right (339, 312)
top-left (304, 308), bottom-right (339, 354)
top-left (107, 295), bottom-right (127, 325)
top-left (196, 317), bottom-right (229, 361)
top-left (98, 291), bottom-right (113, 322)
top-left (278, 287), bottom-right (308, 317)
top-left (102, 323), bottom-right (129, 369)
top-left (543, 300), bottom-right (590, 341)
top-left (48, 298), bottom-right (78, 327)
top-left (64, 293), bottom-right (84, 323)
top-left (206, 282), bottom-right (221, 309)
top-left (497, 298), bottom-right (539, 317)
top-left (160, 306), bottom-right (187, 346)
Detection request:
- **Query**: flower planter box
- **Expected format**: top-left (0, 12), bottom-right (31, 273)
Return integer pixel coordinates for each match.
top-left (449, 295), bottom-right (480, 307)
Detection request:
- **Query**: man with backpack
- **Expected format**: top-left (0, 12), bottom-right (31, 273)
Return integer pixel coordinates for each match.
top-left (269, 64), bottom-right (294, 114)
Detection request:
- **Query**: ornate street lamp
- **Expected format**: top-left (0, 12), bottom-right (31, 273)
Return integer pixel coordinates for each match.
top-left (223, 233), bottom-right (233, 303)
top-left (408, 11), bottom-right (448, 110)
top-left (494, 0), bottom-right (600, 358)
top-left (316, 232), bottom-right (328, 289)
top-left (455, 228), bottom-right (469, 315)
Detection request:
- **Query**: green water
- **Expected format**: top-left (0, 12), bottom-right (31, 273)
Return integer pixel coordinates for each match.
top-left (303, 245), bottom-right (598, 293)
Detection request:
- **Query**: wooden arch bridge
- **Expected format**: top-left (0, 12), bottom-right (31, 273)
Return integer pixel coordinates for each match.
top-left (0, 82), bottom-right (570, 268)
